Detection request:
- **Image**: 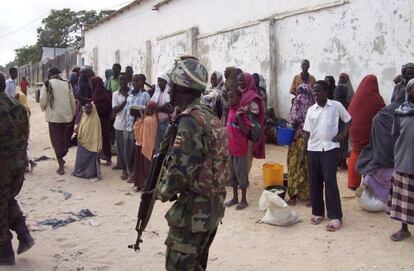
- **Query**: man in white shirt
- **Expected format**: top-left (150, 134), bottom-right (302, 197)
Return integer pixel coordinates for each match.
top-left (112, 73), bottom-right (129, 180)
top-left (300, 80), bottom-right (351, 232)
top-left (5, 67), bottom-right (17, 99)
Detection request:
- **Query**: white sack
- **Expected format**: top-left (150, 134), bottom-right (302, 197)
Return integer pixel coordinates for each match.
top-left (359, 189), bottom-right (386, 212)
top-left (258, 190), bottom-right (301, 226)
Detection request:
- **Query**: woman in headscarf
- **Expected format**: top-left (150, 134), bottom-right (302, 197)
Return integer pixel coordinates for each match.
top-left (72, 102), bottom-right (102, 180)
top-left (338, 73), bottom-right (354, 104)
top-left (325, 75), bottom-right (336, 100)
top-left (355, 80), bottom-right (406, 204)
top-left (202, 71), bottom-right (228, 120)
top-left (388, 78), bottom-right (414, 241)
top-left (334, 84), bottom-right (350, 169)
top-left (91, 77), bottom-right (113, 165)
top-left (237, 72), bottom-right (266, 172)
top-left (253, 73), bottom-right (268, 109)
top-left (150, 73), bottom-right (174, 153)
top-left (347, 75), bottom-right (385, 189)
top-left (75, 67), bottom-right (94, 125)
top-left (287, 83), bottom-right (315, 205)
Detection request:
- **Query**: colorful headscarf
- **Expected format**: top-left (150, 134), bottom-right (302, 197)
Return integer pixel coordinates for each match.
top-left (239, 72), bottom-right (266, 159)
top-left (289, 84), bottom-right (315, 137)
top-left (348, 74), bottom-right (385, 153)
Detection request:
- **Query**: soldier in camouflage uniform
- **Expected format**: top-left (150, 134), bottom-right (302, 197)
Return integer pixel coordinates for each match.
top-left (156, 56), bottom-right (229, 271)
top-left (0, 73), bottom-right (35, 266)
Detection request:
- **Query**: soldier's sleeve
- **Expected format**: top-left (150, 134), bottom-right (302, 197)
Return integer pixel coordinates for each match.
top-left (156, 115), bottom-right (204, 202)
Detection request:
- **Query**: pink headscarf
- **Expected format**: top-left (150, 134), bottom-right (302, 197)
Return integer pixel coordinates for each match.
top-left (239, 73), bottom-right (266, 159)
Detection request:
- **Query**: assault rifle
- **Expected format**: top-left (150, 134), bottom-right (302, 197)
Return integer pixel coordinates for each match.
top-left (128, 122), bottom-right (177, 251)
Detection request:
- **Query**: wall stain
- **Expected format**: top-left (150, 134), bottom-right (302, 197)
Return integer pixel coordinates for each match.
top-left (373, 35), bottom-right (386, 55)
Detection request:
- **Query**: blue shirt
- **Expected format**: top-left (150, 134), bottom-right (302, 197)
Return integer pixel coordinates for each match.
top-left (124, 89), bottom-right (150, 132)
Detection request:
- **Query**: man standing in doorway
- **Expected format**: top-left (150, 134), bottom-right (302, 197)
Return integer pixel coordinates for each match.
top-left (289, 59), bottom-right (316, 95)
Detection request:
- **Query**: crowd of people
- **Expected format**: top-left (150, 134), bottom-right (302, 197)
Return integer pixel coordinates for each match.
top-left (286, 59), bottom-right (414, 237)
top-left (1, 55), bottom-right (413, 268)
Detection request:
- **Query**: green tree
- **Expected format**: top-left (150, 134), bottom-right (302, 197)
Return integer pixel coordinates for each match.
top-left (8, 8), bottom-right (114, 67)
top-left (37, 8), bottom-right (114, 48)
top-left (36, 9), bottom-right (78, 48)
top-left (14, 44), bottom-right (41, 66)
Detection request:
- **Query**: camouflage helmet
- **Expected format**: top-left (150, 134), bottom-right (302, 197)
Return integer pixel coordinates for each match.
top-left (168, 55), bottom-right (208, 92)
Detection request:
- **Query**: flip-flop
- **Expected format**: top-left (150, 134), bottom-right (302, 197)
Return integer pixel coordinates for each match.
top-left (326, 219), bottom-right (342, 232)
top-left (391, 230), bottom-right (411, 242)
top-left (310, 215), bottom-right (324, 225)
top-left (225, 199), bottom-right (239, 208)
top-left (235, 202), bottom-right (248, 210)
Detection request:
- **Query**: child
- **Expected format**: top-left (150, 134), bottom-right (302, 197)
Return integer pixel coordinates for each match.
top-left (389, 78), bottom-right (414, 241)
top-left (124, 74), bottom-right (150, 183)
top-left (301, 80), bottom-right (351, 232)
top-left (225, 89), bottom-right (251, 210)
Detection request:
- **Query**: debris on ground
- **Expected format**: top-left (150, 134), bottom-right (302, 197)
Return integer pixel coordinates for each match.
top-left (33, 155), bottom-right (54, 162)
top-left (38, 217), bottom-right (77, 229)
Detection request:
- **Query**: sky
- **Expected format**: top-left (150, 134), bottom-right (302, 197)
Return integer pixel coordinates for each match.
top-left (0, 0), bottom-right (133, 66)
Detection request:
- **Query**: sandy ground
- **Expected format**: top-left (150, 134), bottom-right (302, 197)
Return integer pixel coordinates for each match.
top-left (3, 91), bottom-right (414, 271)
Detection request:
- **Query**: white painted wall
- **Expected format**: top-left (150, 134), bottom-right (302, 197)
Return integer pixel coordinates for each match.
top-left (81, 0), bottom-right (414, 117)
top-left (274, 0), bottom-right (414, 116)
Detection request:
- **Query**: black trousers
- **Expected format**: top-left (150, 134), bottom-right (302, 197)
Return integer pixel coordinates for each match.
top-left (308, 148), bottom-right (343, 220)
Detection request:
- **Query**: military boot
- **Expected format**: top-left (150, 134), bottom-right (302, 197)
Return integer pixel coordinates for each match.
top-left (15, 223), bottom-right (35, 255)
top-left (0, 240), bottom-right (15, 266)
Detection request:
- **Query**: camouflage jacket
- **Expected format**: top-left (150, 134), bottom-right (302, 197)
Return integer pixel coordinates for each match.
top-left (157, 98), bottom-right (226, 233)
top-left (0, 92), bottom-right (29, 153)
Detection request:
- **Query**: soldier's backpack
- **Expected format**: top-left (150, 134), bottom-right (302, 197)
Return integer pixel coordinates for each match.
top-left (178, 105), bottom-right (230, 196)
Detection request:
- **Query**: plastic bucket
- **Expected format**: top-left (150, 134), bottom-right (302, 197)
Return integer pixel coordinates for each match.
top-left (277, 126), bottom-right (295, 145)
top-left (262, 162), bottom-right (284, 188)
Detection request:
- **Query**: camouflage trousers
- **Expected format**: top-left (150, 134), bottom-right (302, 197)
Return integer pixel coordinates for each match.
top-left (165, 227), bottom-right (217, 271)
top-left (0, 152), bottom-right (26, 243)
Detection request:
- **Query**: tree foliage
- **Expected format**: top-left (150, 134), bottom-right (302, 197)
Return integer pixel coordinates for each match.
top-left (14, 44), bottom-right (41, 66)
top-left (8, 8), bottom-right (113, 66)
top-left (37, 9), bottom-right (114, 48)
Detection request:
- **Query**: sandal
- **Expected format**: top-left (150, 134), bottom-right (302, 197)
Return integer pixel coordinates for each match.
top-left (391, 230), bottom-right (411, 242)
top-left (326, 219), bottom-right (342, 232)
top-left (225, 198), bottom-right (239, 208)
top-left (310, 215), bottom-right (324, 225)
top-left (235, 202), bottom-right (248, 210)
